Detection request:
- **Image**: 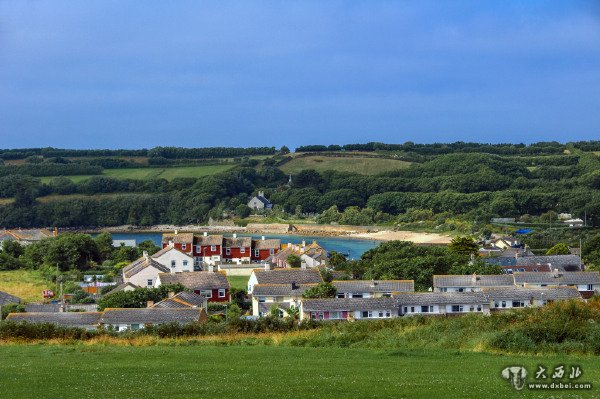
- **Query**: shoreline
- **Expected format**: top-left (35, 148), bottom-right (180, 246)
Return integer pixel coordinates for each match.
top-left (66, 223), bottom-right (452, 244)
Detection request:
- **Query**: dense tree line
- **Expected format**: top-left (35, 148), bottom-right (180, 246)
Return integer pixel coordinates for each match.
top-left (147, 146), bottom-right (276, 159)
top-left (0, 163), bottom-right (103, 177)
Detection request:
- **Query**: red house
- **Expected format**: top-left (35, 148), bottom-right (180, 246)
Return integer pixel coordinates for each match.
top-left (222, 235), bottom-right (252, 263)
top-left (193, 233), bottom-right (223, 267)
top-left (251, 237), bottom-right (280, 261)
top-left (162, 231), bottom-right (194, 254)
top-left (156, 271), bottom-right (231, 302)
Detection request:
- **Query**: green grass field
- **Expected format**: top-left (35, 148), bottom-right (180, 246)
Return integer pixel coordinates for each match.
top-left (0, 345), bottom-right (596, 398)
top-left (0, 270), bottom-right (51, 302)
top-left (280, 155), bottom-right (411, 175)
top-left (227, 275), bottom-right (250, 290)
top-left (38, 165), bottom-right (236, 183)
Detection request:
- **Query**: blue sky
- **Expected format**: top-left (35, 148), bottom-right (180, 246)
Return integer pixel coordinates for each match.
top-left (0, 1), bottom-right (599, 149)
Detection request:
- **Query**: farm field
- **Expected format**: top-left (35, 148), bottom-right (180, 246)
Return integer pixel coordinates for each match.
top-left (0, 270), bottom-right (50, 302)
top-left (279, 155), bottom-right (411, 175)
top-left (38, 164), bottom-right (236, 183)
top-left (0, 345), bottom-right (596, 399)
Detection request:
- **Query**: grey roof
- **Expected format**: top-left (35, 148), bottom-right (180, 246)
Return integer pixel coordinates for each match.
top-left (224, 236), bottom-right (252, 248)
top-left (104, 282), bottom-right (140, 296)
top-left (252, 284), bottom-right (316, 296)
top-left (195, 234), bottom-right (223, 246)
top-left (153, 291), bottom-right (207, 309)
top-left (157, 271), bottom-right (230, 290)
top-left (6, 312), bottom-right (101, 327)
top-left (254, 195), bottom-right (272, 206)
top-left (253, 239), bottom-right (281, 250)
top-left (253, 268), bottom-right (323, 285)
top-left (513, 271), bottom-right (600, 285)
top-left (162, 232), bottom-right (194, 244)
top-left (302, 297), bottom-right (399, 312)
top-left (0, 290), bottom-right (20, 306)
top-left (150, 246), bottom-right (193, 259)
top-left (25, 303), bottom-right (61, 312)
top-left (515, 255), bottom-right (583, 269)
top-left (395, 292), bottom-right (489, 306)
top-left (433, 274), bottom-right (514, 288)
top-left (333, 280), bottom-right (414, 293)
top-left (122, 257), bottom-right (170, 278)
top-left (100, 308), bottom-right (203, 325)
top-left (482, 287), bottom-right (581, 301)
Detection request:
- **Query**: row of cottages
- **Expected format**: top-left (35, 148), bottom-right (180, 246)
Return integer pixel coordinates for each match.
top-left (299, 286), bottom-right (583, 321)
top-left (482, 251), bottom-right (584, 273)
top-left (161, 231), bottom-right (281, 267)
top-left (156, 271), bottom-right (231, 302)
top-left (433, 271), bottom-right (600, 298)
top-left (7, 291), bottom-right (208, 332)
top-left (268, 241), bottom-right (328, 268)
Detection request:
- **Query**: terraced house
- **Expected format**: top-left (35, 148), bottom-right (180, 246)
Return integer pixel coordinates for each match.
top-left (300, 297), bottom-right (400, 321)
top-left (433, 274), bottom-right (515, 292)
top-left (156, 271), bottom-right (231, 302)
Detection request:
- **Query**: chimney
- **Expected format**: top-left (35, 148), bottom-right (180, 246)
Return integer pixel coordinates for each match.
top-left (168, 291), bottom-right (175, 298)
top-left (146, 301), bottom-right (154, 308)
top-left (208, 265), bottom-right (214, 272)
top-left (264, 263), bottom-right (270, 271)
top-left (370, 279), bottom-right (377, 288)
top-left (261, 236), bottom-right (265, 241)
top-left (233, 233), bottom-right (237, 238)
top-left (174, 229), bottom-right (178, 235)
top-left (168, 240), bottom-right (174, 248)
top-left (204, 232), bottom-right (208, 236)
top-left (288, 242), bottom-right (292, 248)
top-left (471, 273), bottom-right (478, 284)
top-left (553, 268), bottom-right (561, 278)
top-left (143, 251), bottom-right (149, 259)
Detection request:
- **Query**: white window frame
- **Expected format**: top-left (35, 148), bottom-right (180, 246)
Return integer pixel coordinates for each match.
top-left (201, 289), bottom-right (212, 298)
top-left (211, 245), bottom-right (216, 251)
top-left (240, 247), bottom-right (246, 253)
top-left (183, 260), bottom-right (188, 267)
top-left (171, 260), bottom-right (176, 268)
top-left (147, 279), bottom-right (153, 287)
top-left (255, 249), bottom-right (260, 257)
top-left (270, 249), bottom-right (275, 255)
top-left (225, 247), bottom-right (231, 256)
top-left (218, 289), bottom-right (226, 298)
top-left (182, 243), bottom-right (187, 250)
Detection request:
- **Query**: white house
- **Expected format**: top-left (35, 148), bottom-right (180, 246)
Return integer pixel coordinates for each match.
top-left (122, 252), bottom-right (170, 288)
top-left (332, 280), bottom-right (414, 298)
top-left (300, 297), bottom-right (400, 321)
top-left (512, 271), bottom-right (600, 298)
top-left (482, 286), bottom-right (581, 310)
top-left (247, 267), bottom-right (323, 294)
top-left (99, 308), bottom-right (206, 332)
top-left (152, 245), bottom-right (194, 273)
top-left (433, 274), bottom-right (514, 292)
top-left (396, 292), bottom-right (491, 316)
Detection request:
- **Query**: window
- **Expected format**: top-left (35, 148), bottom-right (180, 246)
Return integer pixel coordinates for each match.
top-left (196, 245), bottom-right (201, 253)
top-left (494, 301), bottom-right (500, 307)
top-left (385, 311), bottom-right (391, 318)
top-left (421, 306), bottom-right (429, 313)
top-left (211, 245), bottom-right (216, 251)
top-left (240, 247), bottom-right (245, 253)
top-left (362, 311), bottom-right (369, 318)
top-left (469, 306), bottom-right (475, 312)
top-left (147, 279), bottom-right (153, 287)
top-left (410, 306), bottom-right (415, 313)
top-left (131, 324), bottom-right (140, 331)
top-left (201, 289), bottom-right (212, 298)
top-left (225, 248), bottom-right (231, 256)
top-left (171, 260), bottom-right (176, 268)
top-left (501, 301), bottom-right (507, 308)
top-left (512, 301), bottom-right (524, 308)
top-left (477, 305), bottom-right (482, 312)
top-left (441, 287), bottom-right (448, 292)
top-left (588, 284), bottom-right (594, 291)
top-left (182, 244), bottom-right (186, 250)
top-left (183, 260), bottom-right (188, 267)
top-left (258, 297), bottom-right (265, 303)
top-left (337, 293), bottom-right (345, 298)
top-left (403, 307), bottom-right (408, 314)
top-left (457, 288), bottom-right (464, 292)
top-left (506, 269), bottom-right (513, 274)
top-left (351, 293), bottom-right (363, 298)
top-left (330, 311), bottom-right (342, 319)
top-left (451, 305), bottom-right (463, 312)
top-left (218, 289), bottom-right (226, 298)
top-left (254, 249), bottom-right (259, 257)
top-left (378, 311), bottom-right (384, 318)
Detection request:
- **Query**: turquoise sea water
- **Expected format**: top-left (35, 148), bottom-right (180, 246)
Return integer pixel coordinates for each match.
top-left (107, 232), bottom-right (381, 260)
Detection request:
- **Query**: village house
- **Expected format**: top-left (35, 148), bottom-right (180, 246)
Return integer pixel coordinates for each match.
top-left (300, 297), bottom-right (400, 321)
top-left (251, 283), bottom-right (314, 317)
top-left (193, 232), bottom-right (223, 267)
top-left (512, 271), bottom-right (600, 298)
top-left (268, 241), bottom-right (327, 268)
top-left (396, 292), bottom-right (491, 316)
top-left (247, 267), bottom-right (323, 294)
top-left (104, 282), bottom-right (139, 296)
top-left (222, 234), bottom-right (252, 264)
top-left (332, 280), bottom-right (414, 298)
top-left (251, 237), bottom-right (280, 261)
top-left (161, 231), bottom-right (194, 254)
top-left (122, 252), bottom-right (170, 288)
top-left (151, 244), bottom-right (195, 273)
top-left (156, 271), bottom-right (231, 302)
top-left (0, 228), bottom-right (55, 246)
top-left (6, 312), bottom-right (102, 331)
top-left (247, 191), bottom-right (273, 210)
top-left (482, 286), bottom-right (581, 310)
top-left (433, 274), bottom-right (514, 292)
top-left (99, 308), bottom-right (207, 332)
top-left (486, 254), bottom-right (584, 272)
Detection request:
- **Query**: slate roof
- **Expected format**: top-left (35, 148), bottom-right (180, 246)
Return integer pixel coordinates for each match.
top-left (332, 280), bottom-right (414, 293)
top-left (254, 195), bottom-right (272, 206)
top-left (104, 282), bottom-right (140, 296)
top-left (482, 287), bottom-right (581, 301)
top-left (515, 255), bottom-right (583, 269)
top-left (24, 303), bottom-right (62, 312)
top-left (395, 292), bottom-right (489, 305)
top-left (100, 308), bottom-right (203, 325)
top-left (502, 264), bottom-right (552, 273)
top-left (253, 238), bottom-right (281, 250)
top-left (195, 234), bottom-right (223, 246)
top-left (162, 232), bottom-right (194, 244)
top-left (302, 297), bottom-right (399, 312)
top-left (513, 271), bottom-right (600, 285)
top-left (252, 284), bottom-right (317, 296)
top-left (224, 236), bottom-right (252, 248)
top-left (8, 229), bottom-right (53, 241)
top-left (157, 271), bottom-right (230, 290)
top-left (122, 257), bottom-right (170, 278)
top-left (150, 246), bottom-right (193, 259)
top-left (0, 290), bottom-right (21, 306)
top-left (153, 291), bottom-right (207, 309)
top-left (253, 268), bottom-right (323, 285)
top-left (6, 312), bottom-right (102, 327)
top-left (258, 302), bottom-right (291, 313)
top-left (433, 274), bottom-right (514, 288)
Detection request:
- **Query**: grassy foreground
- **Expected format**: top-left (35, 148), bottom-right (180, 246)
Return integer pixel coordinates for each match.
top-left (0, 344), bottom-right (597, 399)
